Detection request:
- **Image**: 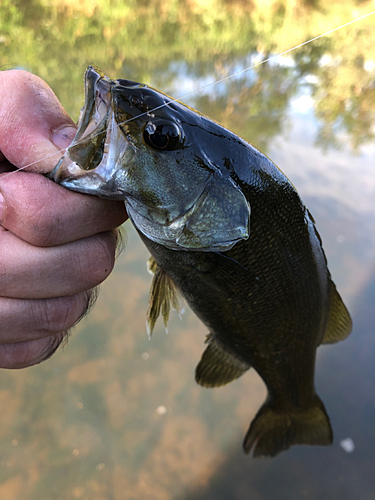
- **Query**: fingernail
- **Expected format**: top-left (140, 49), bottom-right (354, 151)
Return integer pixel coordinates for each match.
top-left (51, 125), bottom-right (77, 149)
top-left (0, 193), bottom-right (4, 224)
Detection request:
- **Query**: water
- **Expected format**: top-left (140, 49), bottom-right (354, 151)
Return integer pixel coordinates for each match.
top-left (0, 1), bottom-right (375, 498)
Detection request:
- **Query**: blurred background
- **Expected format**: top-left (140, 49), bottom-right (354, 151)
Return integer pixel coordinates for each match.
top-left (1, 1), bottom-right (375, 498)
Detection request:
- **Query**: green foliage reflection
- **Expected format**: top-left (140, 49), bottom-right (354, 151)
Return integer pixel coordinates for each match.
top-left (0, 0), bottom-right (374, 148)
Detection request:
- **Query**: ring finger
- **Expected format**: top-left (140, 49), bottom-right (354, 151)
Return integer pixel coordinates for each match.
top-left (0, 290), bottom-right (96, 368)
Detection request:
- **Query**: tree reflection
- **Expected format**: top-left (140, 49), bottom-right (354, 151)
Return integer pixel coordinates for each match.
top-left (1, 0), bottom-right (374, 151)
top-left (189, 61), bottom-right (298, 153)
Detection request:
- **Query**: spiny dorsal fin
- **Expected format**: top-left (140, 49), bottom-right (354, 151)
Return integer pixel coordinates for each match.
top-left (195, 334), bottom-right (250, 387)
top-left (321, 279), bottom-right (352, 344)
top-left (146, 256), bottom-right (180, 337)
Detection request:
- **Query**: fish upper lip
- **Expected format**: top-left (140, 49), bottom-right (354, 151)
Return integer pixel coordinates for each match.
top-left (73, 67), bottom-right (113, 144)
top-left (48, 70), bottom-right (133, 191)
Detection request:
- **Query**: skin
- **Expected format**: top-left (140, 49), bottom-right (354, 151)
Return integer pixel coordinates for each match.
top-left (0, 70), bottom-right (127, 369)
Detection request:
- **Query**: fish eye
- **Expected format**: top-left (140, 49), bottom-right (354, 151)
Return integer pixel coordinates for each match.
top-left (143, 120), bottom-right (182, 151)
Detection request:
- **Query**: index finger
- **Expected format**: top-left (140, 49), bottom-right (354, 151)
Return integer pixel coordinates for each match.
top-left (0, 171), bottom-right (127, 246)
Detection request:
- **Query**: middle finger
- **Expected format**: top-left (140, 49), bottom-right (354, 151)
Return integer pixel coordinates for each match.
top-left (0, 230), bottom-right (117, 298)
top-left (0, 292), bottom-right (93, 343)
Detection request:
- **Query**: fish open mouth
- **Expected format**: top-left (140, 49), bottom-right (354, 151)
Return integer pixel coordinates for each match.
top-left (49, 65), bottom-right (251, 251)
top-left (48, 66), bottom-right (133, 200)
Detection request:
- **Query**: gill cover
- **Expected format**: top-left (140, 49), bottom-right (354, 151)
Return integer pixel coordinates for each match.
top-left (50, 66), bottom-right (251, 252)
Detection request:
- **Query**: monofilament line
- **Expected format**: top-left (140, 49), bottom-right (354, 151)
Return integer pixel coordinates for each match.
top-left (6, 9), bottom-right (375, 177)
top-left (176, 10), bottom-right (375, 101)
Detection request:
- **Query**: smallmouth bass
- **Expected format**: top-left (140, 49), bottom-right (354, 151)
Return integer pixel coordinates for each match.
top-left (49, 66), bottom-right (352, 457)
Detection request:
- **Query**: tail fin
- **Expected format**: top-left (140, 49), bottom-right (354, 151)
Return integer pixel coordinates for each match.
top-left (243, 395), bottom-right (333, 457)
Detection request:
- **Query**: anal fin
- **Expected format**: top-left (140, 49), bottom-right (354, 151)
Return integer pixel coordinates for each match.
top-left (321, 279), bottom-right (352, 344)
top-left (195, 334), bottom-right (250, 387)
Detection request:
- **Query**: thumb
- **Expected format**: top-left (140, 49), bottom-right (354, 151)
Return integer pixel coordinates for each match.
top-left (0, 70), bottom-right (76, 173)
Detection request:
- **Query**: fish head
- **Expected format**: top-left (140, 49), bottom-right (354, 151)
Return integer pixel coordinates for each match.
top-left (50, 66), bottom-right (251, 251)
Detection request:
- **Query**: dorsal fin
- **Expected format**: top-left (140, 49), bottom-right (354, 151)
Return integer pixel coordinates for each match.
top-left (146, 256), bottom-right (180, 336)
top-left (321, 279), bottom-right (352, 344)
top-left (195, 334), bottom-right (250, 387)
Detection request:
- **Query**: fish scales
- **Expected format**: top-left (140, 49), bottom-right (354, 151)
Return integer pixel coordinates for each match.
top-left (49, 66), bottom-right (352, 457)
top-left (141, 169), bottom-right (322, 405)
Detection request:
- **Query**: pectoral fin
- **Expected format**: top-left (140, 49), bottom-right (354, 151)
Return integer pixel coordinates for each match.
top-left (196, 334), bottom-right (250, 387)
top-left (195, 252), bottom-right (259, 296)
top-left (146, 256), bottom-right (180, 336)
top-left (321, 279), bottom-right (352, 344)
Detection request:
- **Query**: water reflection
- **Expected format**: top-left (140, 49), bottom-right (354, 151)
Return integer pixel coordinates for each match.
top-left (185, 273), bottom-right (375, 500)
top-left (1, 0), bottom-right (375, 498)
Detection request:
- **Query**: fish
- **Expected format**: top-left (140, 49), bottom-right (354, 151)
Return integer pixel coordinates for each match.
top-left (49, 66), bottom-right (352, 457)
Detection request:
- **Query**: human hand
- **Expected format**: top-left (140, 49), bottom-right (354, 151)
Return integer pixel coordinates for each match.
top-left (0, 70), bottom-right (127, 369)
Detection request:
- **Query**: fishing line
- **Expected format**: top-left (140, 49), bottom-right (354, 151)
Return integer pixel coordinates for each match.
top-left (5, 9), bottom-right (375, 178)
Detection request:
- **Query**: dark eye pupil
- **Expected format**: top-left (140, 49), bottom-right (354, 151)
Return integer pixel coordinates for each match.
top-left (144, 122), bottom-right (181, 151)
top-left (151, 129), bottom-right (170, 148)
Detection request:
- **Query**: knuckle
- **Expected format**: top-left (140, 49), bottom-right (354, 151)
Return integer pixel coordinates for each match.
top-left (28, 204), bottom-right (62, 247)
top-left (2, 174), bottom-right (64, 247)
top-left (84, 232), bottom-right (117, 286)
top-left (34, 332), bottom-right (67, 364)
top-left (33, 294), bottom-right (89, 335)
top-left (0, 333), bottom-right (65, 369)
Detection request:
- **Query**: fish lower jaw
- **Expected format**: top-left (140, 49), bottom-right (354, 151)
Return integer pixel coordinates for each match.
top-left (59, 174), bottom-right (127, 200)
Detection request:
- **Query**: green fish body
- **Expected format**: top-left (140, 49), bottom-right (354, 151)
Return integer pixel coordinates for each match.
top-left (50, 67), bottom-right (352, 457)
